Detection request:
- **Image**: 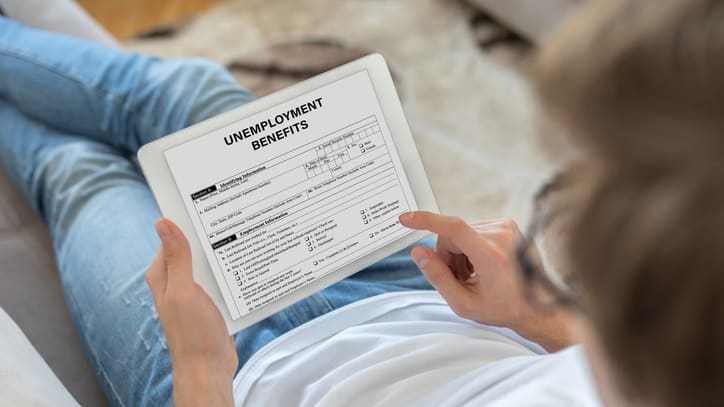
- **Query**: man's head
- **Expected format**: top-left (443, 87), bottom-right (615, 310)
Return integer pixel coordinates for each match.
top-left (533, 0), bottom-right (724, 405)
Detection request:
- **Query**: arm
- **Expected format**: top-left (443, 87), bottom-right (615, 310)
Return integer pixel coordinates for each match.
top-left (146, 219), bottom-right (237, 406)
top-left (400, 211), bottom-right (576, 352)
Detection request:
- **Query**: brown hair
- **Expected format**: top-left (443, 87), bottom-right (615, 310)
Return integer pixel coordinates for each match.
top-left (533, 0), bottom-right (724, 406)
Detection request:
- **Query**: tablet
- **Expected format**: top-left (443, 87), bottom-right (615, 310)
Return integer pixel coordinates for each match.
top-left (138, 53), bottom-right (438, 333)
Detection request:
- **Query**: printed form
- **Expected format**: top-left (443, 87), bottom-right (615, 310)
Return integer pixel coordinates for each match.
top-left (164, 70), bottom-right (418, 320)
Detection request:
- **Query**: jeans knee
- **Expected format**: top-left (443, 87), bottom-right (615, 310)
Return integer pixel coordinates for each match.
top-left (38, 142), bottom-right (143, 226)
top-left (184, 58), bottom-right (236, 85)
top-left (147, 57), bottom-right (254, 129)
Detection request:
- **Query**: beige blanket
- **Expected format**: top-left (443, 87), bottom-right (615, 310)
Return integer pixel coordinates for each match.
top-left (126, 0), bottom-right (556, 223)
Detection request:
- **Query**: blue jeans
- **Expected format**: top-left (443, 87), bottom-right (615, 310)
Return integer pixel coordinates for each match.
top-left (0, 18), bottom-right (433, 407)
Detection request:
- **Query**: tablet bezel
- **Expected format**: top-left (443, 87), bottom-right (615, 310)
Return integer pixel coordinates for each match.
top-left (138, 53), bottom-right (438, 333)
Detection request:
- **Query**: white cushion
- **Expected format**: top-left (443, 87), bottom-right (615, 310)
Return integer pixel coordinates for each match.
top-left (0, 307), bottom-right (79, 406)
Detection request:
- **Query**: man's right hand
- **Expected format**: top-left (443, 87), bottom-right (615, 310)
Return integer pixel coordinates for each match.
top-left (399, 211), bottom-right (575, 352)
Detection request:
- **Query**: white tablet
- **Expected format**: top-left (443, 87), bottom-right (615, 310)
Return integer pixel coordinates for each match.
top-left (138, 53), bottom-right (438, 333)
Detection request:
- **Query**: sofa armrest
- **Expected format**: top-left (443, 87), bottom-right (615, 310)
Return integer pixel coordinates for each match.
top-left (0, 307), bottom-right (79, 406)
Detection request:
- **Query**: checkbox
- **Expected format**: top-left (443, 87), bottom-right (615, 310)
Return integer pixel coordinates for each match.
top-left (364, 220), bottom-right (369, 224)
top-left (237, 282), bottom-right (242, 286)
top-left (369, 233), bottom-right (374, 238)
top-left (305, 236), bottom-right (309, 241)
top-left (233, 271), bottom-right (238, 276)
top-left (360, 210), bottom-right (364, 214)
top-left (235, 276), bottom-right (241, 281)
top-left (307, 241), bottom-right (312, 246)
top-left (362, 215), bottom-right (367, 220)
top-left (313, 261), bottom-right (318, 266)
top-left (308, 247), bottom-right (313, 251)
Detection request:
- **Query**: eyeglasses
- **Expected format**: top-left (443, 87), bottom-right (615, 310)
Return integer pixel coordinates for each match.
top-left (515, 212), bottom-right (580, 311)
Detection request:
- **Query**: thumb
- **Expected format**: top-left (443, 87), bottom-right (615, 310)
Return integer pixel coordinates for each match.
top-left (411, 246), bottom-right (472, 313)
top-left (155, 219), bottom-right (194, 285)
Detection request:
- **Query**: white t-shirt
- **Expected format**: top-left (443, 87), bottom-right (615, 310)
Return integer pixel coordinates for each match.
top-left (233, 291), bottom-right (601, 406)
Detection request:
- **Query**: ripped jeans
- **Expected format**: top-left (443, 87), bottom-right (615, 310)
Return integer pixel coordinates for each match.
top-left (0, 17), bottom-right (433, 407)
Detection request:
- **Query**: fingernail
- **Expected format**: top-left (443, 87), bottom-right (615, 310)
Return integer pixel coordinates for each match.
top-left (400, 212), bottom-right (413, 223)
top-left (155, 221), bottom-right (171, 241)
top-left (412, 249), bottom-right (429, 268)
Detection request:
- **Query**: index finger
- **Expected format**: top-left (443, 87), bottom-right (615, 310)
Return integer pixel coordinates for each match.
top-left (399, 211), bottom-right (482, 255)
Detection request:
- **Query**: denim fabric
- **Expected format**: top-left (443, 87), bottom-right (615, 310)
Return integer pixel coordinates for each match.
top-left (0, 17), bottom-right (434, 407)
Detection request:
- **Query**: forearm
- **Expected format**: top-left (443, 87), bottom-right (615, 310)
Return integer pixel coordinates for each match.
top-left (513, 309), bottom-right (577, 353)
top-left (173, 366), bottom-right (234, 407)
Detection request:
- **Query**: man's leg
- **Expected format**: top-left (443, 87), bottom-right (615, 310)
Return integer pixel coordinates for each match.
top-left (0, 99), bottom-right (173, 406)
top-left (0, 21), bottom-right (253, 405)
top-left (0, 16), bottom-right (253, 154)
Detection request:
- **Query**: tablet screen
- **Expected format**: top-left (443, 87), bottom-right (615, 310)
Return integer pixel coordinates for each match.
top-left (164, 70), bottom-right (418, 320)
